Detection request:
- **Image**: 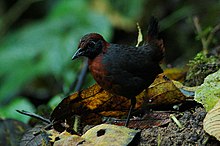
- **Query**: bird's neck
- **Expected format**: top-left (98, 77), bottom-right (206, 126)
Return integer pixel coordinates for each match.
top-left (102, 42), bottom-right (110, 53)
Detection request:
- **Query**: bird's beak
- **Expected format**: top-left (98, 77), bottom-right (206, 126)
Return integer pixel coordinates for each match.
top-left (72, 48), bottom-right (83, 60)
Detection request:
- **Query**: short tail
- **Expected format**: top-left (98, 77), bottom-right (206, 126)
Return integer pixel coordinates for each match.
top-left (147, 16), bottom-right (165, 62)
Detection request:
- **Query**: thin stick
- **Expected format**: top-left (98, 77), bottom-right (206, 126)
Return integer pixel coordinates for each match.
top-left (193, 16), bottom-right (208, 55)
top-left (170, 114), bottom-right (183, 129)
top-left (74, 59), bottom-right (88, 92)
top-left (66, 59), bottom-right (88, 96)
top-left (16, 110), bottom-right (51, 124)
top-left (206, 23), bottom-right (220, 48)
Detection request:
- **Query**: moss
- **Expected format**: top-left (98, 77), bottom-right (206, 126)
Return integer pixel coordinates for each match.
top-left (184, 52), bottom-right (220, 86)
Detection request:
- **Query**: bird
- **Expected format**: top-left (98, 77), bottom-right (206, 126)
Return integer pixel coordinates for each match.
top-left (72, 17), bottom-right (165, 127)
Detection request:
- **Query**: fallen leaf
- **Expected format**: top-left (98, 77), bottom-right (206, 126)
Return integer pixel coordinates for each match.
top-left (82, 124), bottom-right (140, 146)
top-left (141, 74), bottom-right (186, 107)
top-left (172, 80), bottom-right (197, 98)
top-left (164, 68), bottom-right (187, 82)
top-left (48, 129), bottom-right (61, 143)
top-left (0, 118), bottom-right (30, 146)
top-left (53, 124), bottom-right (139, 146)
top-left (52, 130), bottom-right (87, 146)
top-left (195, 69), bottom-right (220, 111)
top-left (204, 99), bottom-right (220, 141)
top-left (51, 73), bottom-right (187, 131)
top-left (54, 134), bottom-right (88, 146)
top-left (50, 84), bottom-right (139, 131)
top-left (20, 125), bottom-right (51, 146)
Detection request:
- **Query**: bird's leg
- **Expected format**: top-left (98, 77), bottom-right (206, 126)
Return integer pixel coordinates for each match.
top-left (125, 97), bottom-right (136, 127)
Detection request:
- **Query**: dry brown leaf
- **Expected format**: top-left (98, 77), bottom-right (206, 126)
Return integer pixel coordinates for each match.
top-left (51, 73), bottom-right (187, 131)
top-left (141, 73), bottom-right (186, 107)
top-left (50, 84), bottom-right (139, 131)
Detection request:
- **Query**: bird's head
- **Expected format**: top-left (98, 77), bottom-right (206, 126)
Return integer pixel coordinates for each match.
top-left (72, 33), bottom-right (107, 60)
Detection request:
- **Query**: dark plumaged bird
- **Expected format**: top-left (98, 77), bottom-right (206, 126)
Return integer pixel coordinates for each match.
top-left (72, 17), bottom-right (165, 126)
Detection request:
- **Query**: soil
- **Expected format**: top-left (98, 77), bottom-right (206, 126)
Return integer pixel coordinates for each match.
top-left (138, 105), bottom-right (220, 146)
top-left (138, 51), bottom-right (220, 146)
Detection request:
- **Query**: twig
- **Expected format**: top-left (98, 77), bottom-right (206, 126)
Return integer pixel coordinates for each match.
top-left (193, 16), bottom-right (208, 55)
top-left (16, 110), bottom-right (51, 124)
top-left (206, 23), bottom-right (220, 48)
top-left (65, 59), bottom-right (88, 96)
top-left (74, 59), bottom-right (88, 92)
top-left (170, 114), bottom-right (183, 129)
top-left (202, 135), bottom-right (210, 145)
top-left (157, 131), bottom-right (162, 146)
top-left (73, 115), bottom-right (81, 133)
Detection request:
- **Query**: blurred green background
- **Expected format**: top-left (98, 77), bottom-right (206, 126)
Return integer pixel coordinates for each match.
top-left (0, 0), bottom-right (219, 122)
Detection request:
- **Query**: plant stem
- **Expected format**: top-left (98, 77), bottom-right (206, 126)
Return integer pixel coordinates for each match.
top-left (193, 16), bottom-right (208, 55)
top-left (206, 23), bottom-right (220, 48)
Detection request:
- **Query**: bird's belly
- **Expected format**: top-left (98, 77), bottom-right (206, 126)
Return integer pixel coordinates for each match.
top-left (90, 64), bottom-right (147, 98)
top-left (89, 67), bottom-right (116, 94)
top-left (88, 57), bottom-right (114, 91)
top-left (88, 56), bottom-right (151, 98)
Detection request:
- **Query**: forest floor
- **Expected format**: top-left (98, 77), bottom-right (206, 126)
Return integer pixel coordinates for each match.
top-left (138, 104), bottom-right (220, 146)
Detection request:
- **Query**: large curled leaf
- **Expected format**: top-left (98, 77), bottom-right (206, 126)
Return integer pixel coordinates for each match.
top-left (204, 99), bottom-right (220, 141)
top-left (195, 69), bottom-right (220, 111)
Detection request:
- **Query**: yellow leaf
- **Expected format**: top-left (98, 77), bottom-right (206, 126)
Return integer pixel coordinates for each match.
top-left (82, 124), bottom-right (140, 145)
top-left (141, 73), bottom-right (186, 106)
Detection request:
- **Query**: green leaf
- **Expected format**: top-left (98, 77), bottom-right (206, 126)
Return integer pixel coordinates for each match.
top-left (160, 6), bottom-right (194, 30)
top-left (195, 69), bottom-right (220, 111)
top-left (48, 95), bottom-right (62, 110)
top-left (0, 97), bottom-right (35, 123)
top-left (0, 0), bottom-right (112, 103)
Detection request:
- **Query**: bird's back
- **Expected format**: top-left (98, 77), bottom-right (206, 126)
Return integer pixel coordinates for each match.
top-left (97, 42), bottom-right (162, 98)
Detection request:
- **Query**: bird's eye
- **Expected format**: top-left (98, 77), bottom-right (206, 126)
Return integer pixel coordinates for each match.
top-left (88, 41), bottom-right (96, 48)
